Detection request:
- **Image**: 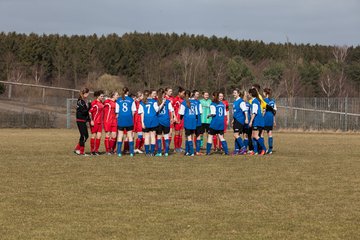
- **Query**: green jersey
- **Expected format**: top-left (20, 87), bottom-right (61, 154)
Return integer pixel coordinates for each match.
top-left (200, 98), bottom-right (212, 124)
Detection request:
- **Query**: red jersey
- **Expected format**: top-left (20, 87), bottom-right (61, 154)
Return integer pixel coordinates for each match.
top-left (89, 99), bottom-right (104, 125)
top-left (172, 96), bottom-right (183, 117)
top-left (103, 99), bottom-right (116, 125)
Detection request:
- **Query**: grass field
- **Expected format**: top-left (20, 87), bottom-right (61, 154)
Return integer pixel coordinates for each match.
top-left (0, 129), bottom-right (360, 239)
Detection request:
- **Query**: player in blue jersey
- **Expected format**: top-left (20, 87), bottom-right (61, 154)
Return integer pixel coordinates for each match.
top-left (242, 92), bottom-right (251, 153)
top-left (206, 92), bottom-right (229, 155)
top-left (138, 90), bottom-right (164, 156)
top-left (155, 88), bottom-right (174, 157)
top-left (248, 88), bottom-right (267, 155)
top-left (178, 90), bottom-right (199, 156)
top-left (263, 88), bottom-right (277, 154)
top-left (232, 88), bottom-right (249, 155)
top-left (115, 87), bottom-right (137, 157)
top-left (192, 90), bottom-right (204, 156)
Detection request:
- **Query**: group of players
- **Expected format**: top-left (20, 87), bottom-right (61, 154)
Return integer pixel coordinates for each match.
top-left (74, 84), bottom-right (276, 157)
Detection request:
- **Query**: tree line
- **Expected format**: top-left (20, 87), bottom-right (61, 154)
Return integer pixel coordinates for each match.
top-left (0, 31), bottom-right (359, 98)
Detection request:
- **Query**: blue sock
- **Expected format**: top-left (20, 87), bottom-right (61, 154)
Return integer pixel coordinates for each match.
top-left (150, 144), bottom-right (155, 154)
top-left (138, 134), bottom-right (143, 140)
top-left (117, 141), bottom-right (123, 154)
top-left (206, 143), bottom-right (212, 155)
top-left (188, 141), bottom-right (194, 155)
top-left (244, 138), bottom-right (249, 149)
top-left (252, 138), bottom-right (258, 153)
top-left (185, 140), bottom-right (189, 154)
top-left (145, 144), bottom-right (149, 154)
top-left (258, 137), bottom-right (267, 152)
top-left (236, 137), bottom-right (243, 150)
top-left (165, 139), bottom-right (170, 153)
top-left (196, 140), bottom-right (201, 153)
top-left (268, 137), bottom-right (273, 150)
top-left (234, 139), bottom-right (240, 151)
top-left (129, 141), bottom-right (134, 154)
top-left (157, 139), bottom-right (162, 154)
top-left (221, 140), bottom-right (229, 154)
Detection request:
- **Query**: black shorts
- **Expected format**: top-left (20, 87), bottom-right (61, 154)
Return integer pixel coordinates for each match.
top-left (208, 128), bottom-right (224, 136)
top-left (252, 126), bottom-right (263, 136)
top-left (243, 126), bottom-right (251, 135)
top-left (185, 128), bottom-right (196, 136)
top-left (195, 125), bottom-right (202, 136)
top-left (118, 126), bottom-right (134, 131)
top-left (264, 126), bottom-right (273, 131)
top-left (201, 123), bottom-right (210, 134)
top-left (156, 124), bottom-right (171, 135)
top-left (233, 119), bottom-right (244, 133)
top-left (143, 126), bottom-right (157, 133)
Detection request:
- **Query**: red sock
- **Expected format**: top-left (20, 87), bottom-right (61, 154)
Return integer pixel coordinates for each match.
top-left (169, 136), bottom-right (172, 148)
top-left (95, 139), bottom-right (101, 152)
top-left (90, 138), bottom-right (95, 152)
top-left (162, 137), bottom-right (166, 151)
top-left (140, 138), bottom-right (145, 150)
top-left (80, 146), bottom-right (85, 154)
top-left (174, 135), bottom-right (179, 149)
top-left (75, 143), bottom-right (80, 151)
top-left (111, 138), bottom-right (117, 152)
top-left (136, 138), bottom-right (141, 149)
top-left (104, 137), bottom-right (110, 152)
top-left (179, 134), bottom-right (183, 149)
top-left (213, 135), bottom-right (218, 150)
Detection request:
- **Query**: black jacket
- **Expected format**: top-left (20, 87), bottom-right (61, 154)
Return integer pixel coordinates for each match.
top-left (76, 99), bottom-right (90, 122)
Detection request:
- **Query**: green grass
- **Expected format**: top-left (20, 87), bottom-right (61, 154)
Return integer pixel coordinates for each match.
top-left (0, 129), bottom-right (360, 239)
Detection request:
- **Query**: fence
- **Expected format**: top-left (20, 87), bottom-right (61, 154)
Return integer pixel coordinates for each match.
top-left (0, 81), bottom-right (359, 130)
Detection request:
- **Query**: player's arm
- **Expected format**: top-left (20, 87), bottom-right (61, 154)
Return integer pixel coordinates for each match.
top-left (138, 105), bottom-right (145, 129)
top-left (178, 104), bottom-right (185, 120)
top-left (240, 102), bottom-right (249, 124)
top-left (207, 105), bottom-right (216, 118)
top-left (131, 101), bottom-right (137, 117)
top-left (249, 103), bottom-right (258, 128)
top-left (169, 102), bottom-right (175, 124)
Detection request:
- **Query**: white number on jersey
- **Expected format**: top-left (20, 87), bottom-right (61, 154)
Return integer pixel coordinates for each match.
top-left (122, 103), bottom-right (128, 112)
top-left (218, 107), bottom-right (223, 117)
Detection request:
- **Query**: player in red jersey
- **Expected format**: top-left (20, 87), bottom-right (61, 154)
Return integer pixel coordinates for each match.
top-left (172, 87), bottom-right (185, 153)
top-left (103, 91), bottom-right (119, 155)
top-left (213, 92), bottom-right (229, 151)
top-left (164, 87), bottom-right (174, 151)
top-left (89, 90), bottom-right (105, 155)
top-left (134, 91), bottom-right (144, 153)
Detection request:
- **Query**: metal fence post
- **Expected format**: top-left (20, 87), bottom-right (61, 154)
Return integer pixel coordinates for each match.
top-left (345, 97), bottom-right (348, 131)
top-left (66, 99), bottom-right (71, 129)
top-left (284, 99), bottom-right (288, 128)
top-left (8, 84), bottom-right (12, 99)
top-left (42, 87), bottom-right (46, 103)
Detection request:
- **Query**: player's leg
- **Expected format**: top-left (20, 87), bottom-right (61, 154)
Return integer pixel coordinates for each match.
top-left (127, 129), bottom-right (134, 156)
top-left (218, 133), bottom-right (229, 155)
top-left (117, 129), bottom-right (124, 156)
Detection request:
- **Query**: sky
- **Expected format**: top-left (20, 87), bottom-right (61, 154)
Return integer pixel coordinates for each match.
top-left (0, 0), bottom-right (359, 46)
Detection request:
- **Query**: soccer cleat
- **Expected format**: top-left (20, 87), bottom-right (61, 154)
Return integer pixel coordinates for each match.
top-left (134, 149), bottom-right (143, 154)
top-left (130, 153), bottom-right (134, 157)
top-left (239, 148), bottom-right (248, 155)
top-left (106, 152), bottom-right (112, 156)
top-left (155, 153), bottom-right (162, 157)
top-left (249, 151), bottom-right (258, 156)
top-left (259, 150), bottom-right (266, 155)
top-left (195, 152), bottom-right (204, 156)
top-left (164, 153), bottom-right (169, 157)
top-left (266, 149), bottom-right (273, 155)
top-left (117, 153), bottom-right (122, 157)
top-left (231, 150), bottom-right (239, 156)
top-left (74, 150), bottom-right (81, 155)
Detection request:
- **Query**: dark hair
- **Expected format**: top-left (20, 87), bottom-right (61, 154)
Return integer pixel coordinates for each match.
top-left (184, 90), bottom-right (191, 108)
top-left (109, 91), bottom-right (118, 99)
top-left (264, 88), bottom-right (272, 97)
top-left (157, 88), bottom-right (164, 105)
top-left (252, 84), bottom-right (261, 91)
top-left (121, 87), bottom-right (129, 100)
top-left (178, 86), bottom-right (185, 95)
top-left (94, 90), bottom-right (104, 98)
top-left (142, 90), bottom-right (150, 104)
top-left (78, 87), bottom-right (89, 100)
top-left (212, 91), bottom-right (220, 104)
top-left (192, 89), bottom-right (199, 98)
top-left (136, 91), bottom-right (143, 99)
top-left (249, 88), bottom-right (260, 102)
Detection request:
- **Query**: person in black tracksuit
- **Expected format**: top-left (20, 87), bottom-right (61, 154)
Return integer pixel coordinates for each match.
top-left (74, 88), bottom-right (90, 155)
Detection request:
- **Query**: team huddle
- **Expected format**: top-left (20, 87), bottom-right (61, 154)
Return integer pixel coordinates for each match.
top-left (73, 85), bottom-right (277, 157)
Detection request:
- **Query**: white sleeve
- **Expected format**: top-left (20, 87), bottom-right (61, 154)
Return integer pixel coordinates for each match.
top-left (131, 102), bottom-right (137, 112)
top-left (179, 104), bottom-right (185, 115)
top-left (252, 104), bottom-right (258, 115)
top-left (154, 102), bottom-right (159, 112)
top-left (225, 109), bottom-right (228, 116)
top-left (210, 105), bottom-right (216, 115)
top-left (199, 104), bottom-right (203, 114)
top-left (274, 103), bottom-right (277, 111)
top-left (138, 105), bottom-right (144, 114)
top-left (168, 102), bottom-right (174, 112)
top-left (240, 102), bottom-right (247, 112)
top-left (115, 102), bottom-right (120, 114)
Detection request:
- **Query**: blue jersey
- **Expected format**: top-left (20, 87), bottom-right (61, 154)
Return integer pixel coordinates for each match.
top-left (157, 99), bottom-right (172, 127)
top-left (244, 101), bottom-right (251, 129)
top-left (233, 97), bottom-right (247, 125)
top-left (264, 98), bottom-right (276, 127)
top-left (179, 99), bottom-right (198, 130)
top-left (116, 96), bottom-right (135, 127)
top-left (251, 98), bottom-right (264, 127)
top-left (194, 99), bottom-right (202, 127)
top-left (139, 98), bottom-right (159, 128)
top-left (209, 101), bottom-right (226, 131)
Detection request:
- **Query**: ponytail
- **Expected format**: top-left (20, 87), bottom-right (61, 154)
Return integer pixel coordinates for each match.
top-left (157, 88), bottom-right (164, 105)
top-left (212, 91), bottom-right (220, 104)
top-left (184, 90), bottom-right (191, 108)
top-left (143, 90), bottom-right (150, 104)
top-left (121, 87), bottom-right (129, 100)
top-left (78, 87), bottom-right (89, 100)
